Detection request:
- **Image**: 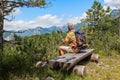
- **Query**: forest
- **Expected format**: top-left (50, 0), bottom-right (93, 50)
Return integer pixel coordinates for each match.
top-left (0, 0), bottom-right (120, 80)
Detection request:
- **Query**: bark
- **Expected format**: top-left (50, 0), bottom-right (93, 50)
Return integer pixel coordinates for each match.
top-left (0, 1), bottom-right (4, 51)
top-left (119, 16), bottom-right (120, 39)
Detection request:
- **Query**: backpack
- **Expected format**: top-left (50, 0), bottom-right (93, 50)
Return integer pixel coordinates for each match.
top-left (74, 30), bottom-right (86, 47)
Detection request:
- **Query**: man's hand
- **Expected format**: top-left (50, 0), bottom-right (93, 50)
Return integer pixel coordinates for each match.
top-left (61, 39), bottom-right (66, 44)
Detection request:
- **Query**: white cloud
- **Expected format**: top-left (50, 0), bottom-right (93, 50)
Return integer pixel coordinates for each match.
top-left (104, 0), bottom-right (120, 8)
top-left (80, 12), bottom-right (87, 19)
top-left (35, 14), bottom-right (63, 27)
top-left (67, 13), bottom-right (87, 24)
top-left (4, 14), bottom-right (63, 31)
top-left (67, 17), bottom-right (80, 24)
top-left (4, 13), bottom-right (88, 31)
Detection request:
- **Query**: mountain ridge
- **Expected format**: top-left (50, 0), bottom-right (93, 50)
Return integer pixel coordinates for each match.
top-left (3, 23), bottom-right (84, 40)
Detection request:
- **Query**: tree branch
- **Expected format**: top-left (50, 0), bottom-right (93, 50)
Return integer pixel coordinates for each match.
top-left (4, 17), bottom-right (13, 21)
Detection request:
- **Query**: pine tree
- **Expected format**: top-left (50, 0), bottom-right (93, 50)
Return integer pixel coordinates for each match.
top-left (85, 0), bottom-right (111, 32)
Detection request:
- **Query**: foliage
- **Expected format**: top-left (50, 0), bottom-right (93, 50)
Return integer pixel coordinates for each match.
top-left (2, 0), bottom-right (47, 16)
top-left (85, 0), bottom-right (111, 32)
top-left (0, 32), bottom-right (64, 79)
top-left (82, 0), bottom-right (120, 56)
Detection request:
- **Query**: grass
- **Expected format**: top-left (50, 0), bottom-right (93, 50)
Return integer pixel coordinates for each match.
top-left (45, 54), bottom-right (120, 80)
top-left (1, 53), bottom-right (120, 80)
top-left (67, 54), bottom-right (120, 80)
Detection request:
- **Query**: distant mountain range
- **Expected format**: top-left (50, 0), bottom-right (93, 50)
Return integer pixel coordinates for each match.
top-left (110, 9), bottom-right (120, 19)
top-left (3, 23), bottom-right (85, 41)
top-left (15, 26), bottom-right (58, 37)
top-left (4, 9), bottom-right (120, 41)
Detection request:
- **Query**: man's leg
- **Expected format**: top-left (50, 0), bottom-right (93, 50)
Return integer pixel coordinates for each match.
top-left (58, 46), bottom-right (69, 56)
top-left (58, 46), bottom-right (65, 55)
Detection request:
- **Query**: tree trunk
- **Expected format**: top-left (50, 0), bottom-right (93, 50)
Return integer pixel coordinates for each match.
top-left (119, 16), bottom-right (120, 39)
top-left (0, 3), bottom-right (4, 51)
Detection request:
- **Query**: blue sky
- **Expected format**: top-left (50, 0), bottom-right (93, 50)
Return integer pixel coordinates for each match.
top-left (15, 0), bottom-right (96, 20)
top-left (4, 0), bottom-right (120, 31)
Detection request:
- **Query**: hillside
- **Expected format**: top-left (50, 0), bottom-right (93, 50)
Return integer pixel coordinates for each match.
top-left (1, 30), bottom-right (120, 80)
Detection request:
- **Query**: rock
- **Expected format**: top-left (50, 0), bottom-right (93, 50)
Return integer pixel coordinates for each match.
top-left (73, 65), bottom-right (86, 77)
top-left (46, 77), bottom-right (54, 80)
top-left (90, 54), bottom-right (99, 63)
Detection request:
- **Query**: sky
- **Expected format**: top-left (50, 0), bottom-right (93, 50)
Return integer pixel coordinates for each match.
top-left (4, 0), bottom-right (120, 31)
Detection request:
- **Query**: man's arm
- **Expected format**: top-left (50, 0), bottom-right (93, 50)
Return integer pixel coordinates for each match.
top-left (61, 32), bottom-right (69, 44)
top-left (61, 39), bottom-right (67, 44)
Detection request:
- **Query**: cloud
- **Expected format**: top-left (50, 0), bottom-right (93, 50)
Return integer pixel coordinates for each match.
top-left (4, 14), bottom-right (63, 31)
top-left (35, 14), bottom-right (63, 27)
top-left (67, 17), bottom-right (82, 24)
top-left (4, 13), bottom-right (87, 31)
top-left (67, 13), bottom-right (87, 24)
top-left (80, 12), bottom-right (87, 19)
top-left (104, 0), bottom-right (120, 8)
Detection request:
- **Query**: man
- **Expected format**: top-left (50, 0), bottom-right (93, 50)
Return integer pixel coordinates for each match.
top-left (58, 23), bottom-right (78, 55)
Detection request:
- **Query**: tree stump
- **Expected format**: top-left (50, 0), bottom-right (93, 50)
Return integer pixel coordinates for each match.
top-left (73, 65), bottom-right (86, 77)
top-left (35, 61), bottom-right (48, 68)
top-left (35, 61), bottom-right (42, 68)
top-left (90, 54), bottom-right (99, 63)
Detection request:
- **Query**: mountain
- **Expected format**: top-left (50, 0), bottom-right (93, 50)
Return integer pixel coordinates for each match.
top-left (3, 26), bottom-right (58, 39)
top-left (3, 23), bottom-right (85, 40)
top-left (3, 31), bottom-right (15, 41)
top-left (14, 26), bottom-right (58, 37)
top-left (110, 9), bottom-right (120, 19)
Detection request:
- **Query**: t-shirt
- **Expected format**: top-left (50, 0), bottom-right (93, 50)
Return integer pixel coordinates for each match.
top-left (65, 30), bottom-right (76, 47)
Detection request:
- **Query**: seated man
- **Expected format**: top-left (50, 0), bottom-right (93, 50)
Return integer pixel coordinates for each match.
top-left (58, 23), bottom-right (78, 56)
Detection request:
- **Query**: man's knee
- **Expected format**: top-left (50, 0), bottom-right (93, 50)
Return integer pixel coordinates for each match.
top-left (58, 46), bottom-right (62, 50)
top-left (58, 46), bottom-right (65, 51)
